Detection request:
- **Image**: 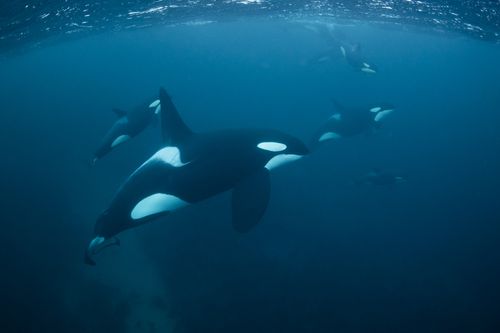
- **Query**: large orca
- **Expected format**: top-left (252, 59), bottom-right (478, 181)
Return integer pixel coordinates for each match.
top-left (311, 99), bottom-right (395, 147)
top-left (85, 88), bottom-right (309, 265)
top-left (92, 97), bottom-right (161, 163)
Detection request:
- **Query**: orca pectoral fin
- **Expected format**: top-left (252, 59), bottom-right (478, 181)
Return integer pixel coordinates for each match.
top-left (112, 108), bottom-right (127, 117)
top-left (307, 49), bottom-right (335, 65)
top-left (231, 169), bottom-right (271, 233)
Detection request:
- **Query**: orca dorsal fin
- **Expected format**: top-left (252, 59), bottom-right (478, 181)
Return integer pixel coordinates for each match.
top-left (112, 108), bottom-right (127, 117)
top-left (159, 87), bottom-right (193, 145)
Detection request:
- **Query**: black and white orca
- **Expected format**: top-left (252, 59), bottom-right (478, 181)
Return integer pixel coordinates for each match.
top-left (85, 88), bottom-right (309, 265)
top-left (354, 169), bottom-right (407, 187)
top-left (92, 97), bottom-right (162, 163)
top-left (339, 43), bottom-right (378, 74)
top-left (311, 100), bottom-right (395, 147)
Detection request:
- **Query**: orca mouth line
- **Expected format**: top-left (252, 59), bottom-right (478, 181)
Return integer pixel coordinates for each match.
top-left (84, 236), bottom-right (120, 266)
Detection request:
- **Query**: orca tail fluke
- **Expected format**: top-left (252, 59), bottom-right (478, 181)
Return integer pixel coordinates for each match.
top-left (159, 87), bottom-right (193, 146)
top-left (89, 157), bottom-right (98, 167)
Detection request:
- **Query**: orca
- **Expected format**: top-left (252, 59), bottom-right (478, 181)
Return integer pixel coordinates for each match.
top-left (339, 43), bottom-right (378, 74)
top-left (305, 24), bottom-right (378, 73)
top-left (354, 168), bottom-right (407, 187)
top-left (92, 97), bottom-right (161, 163)
top-left (311, 99), bottom-right (395, 147)
top-left (85, 88), bottom-right (309, 265)
top-left (306, 23), bottom-right (342, 65)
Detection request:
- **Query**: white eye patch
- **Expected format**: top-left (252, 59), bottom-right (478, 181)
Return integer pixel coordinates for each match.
top-left (374, 109), bottom-right (394, 122)
top-left (257, 142), bottom-right (287, 152)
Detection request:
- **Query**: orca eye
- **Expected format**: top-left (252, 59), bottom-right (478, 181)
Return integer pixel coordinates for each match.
top-left (257, 142), bottom-right (287, 152)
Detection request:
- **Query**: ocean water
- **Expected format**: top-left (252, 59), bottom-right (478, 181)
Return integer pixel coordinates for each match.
top-left (1, 2), bottom-right (500, 333)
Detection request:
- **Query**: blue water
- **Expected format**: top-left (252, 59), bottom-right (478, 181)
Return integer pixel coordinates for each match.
top-left (1, 3), bottom-right (500, 333)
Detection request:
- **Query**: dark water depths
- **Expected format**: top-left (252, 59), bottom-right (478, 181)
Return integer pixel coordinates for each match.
top-left (1, 5), bottom-right (500, 333)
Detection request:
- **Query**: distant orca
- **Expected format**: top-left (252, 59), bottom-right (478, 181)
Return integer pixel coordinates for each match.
top-left (311, 100), bottom-right (395, 146)
top-left (339, 43), bottom-right (378, 74)
top-left (354, 169), bottom-right (407, 187)
top-left (92, 97), bottom-right (161, 163)
top-left (85, 88), bottom-right (309, 265)
top-left (306, 24), bottom-right (378, 73)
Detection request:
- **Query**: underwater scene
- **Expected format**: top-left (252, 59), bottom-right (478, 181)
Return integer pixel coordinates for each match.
top-left (1, 1), bottom-right (499, 332)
